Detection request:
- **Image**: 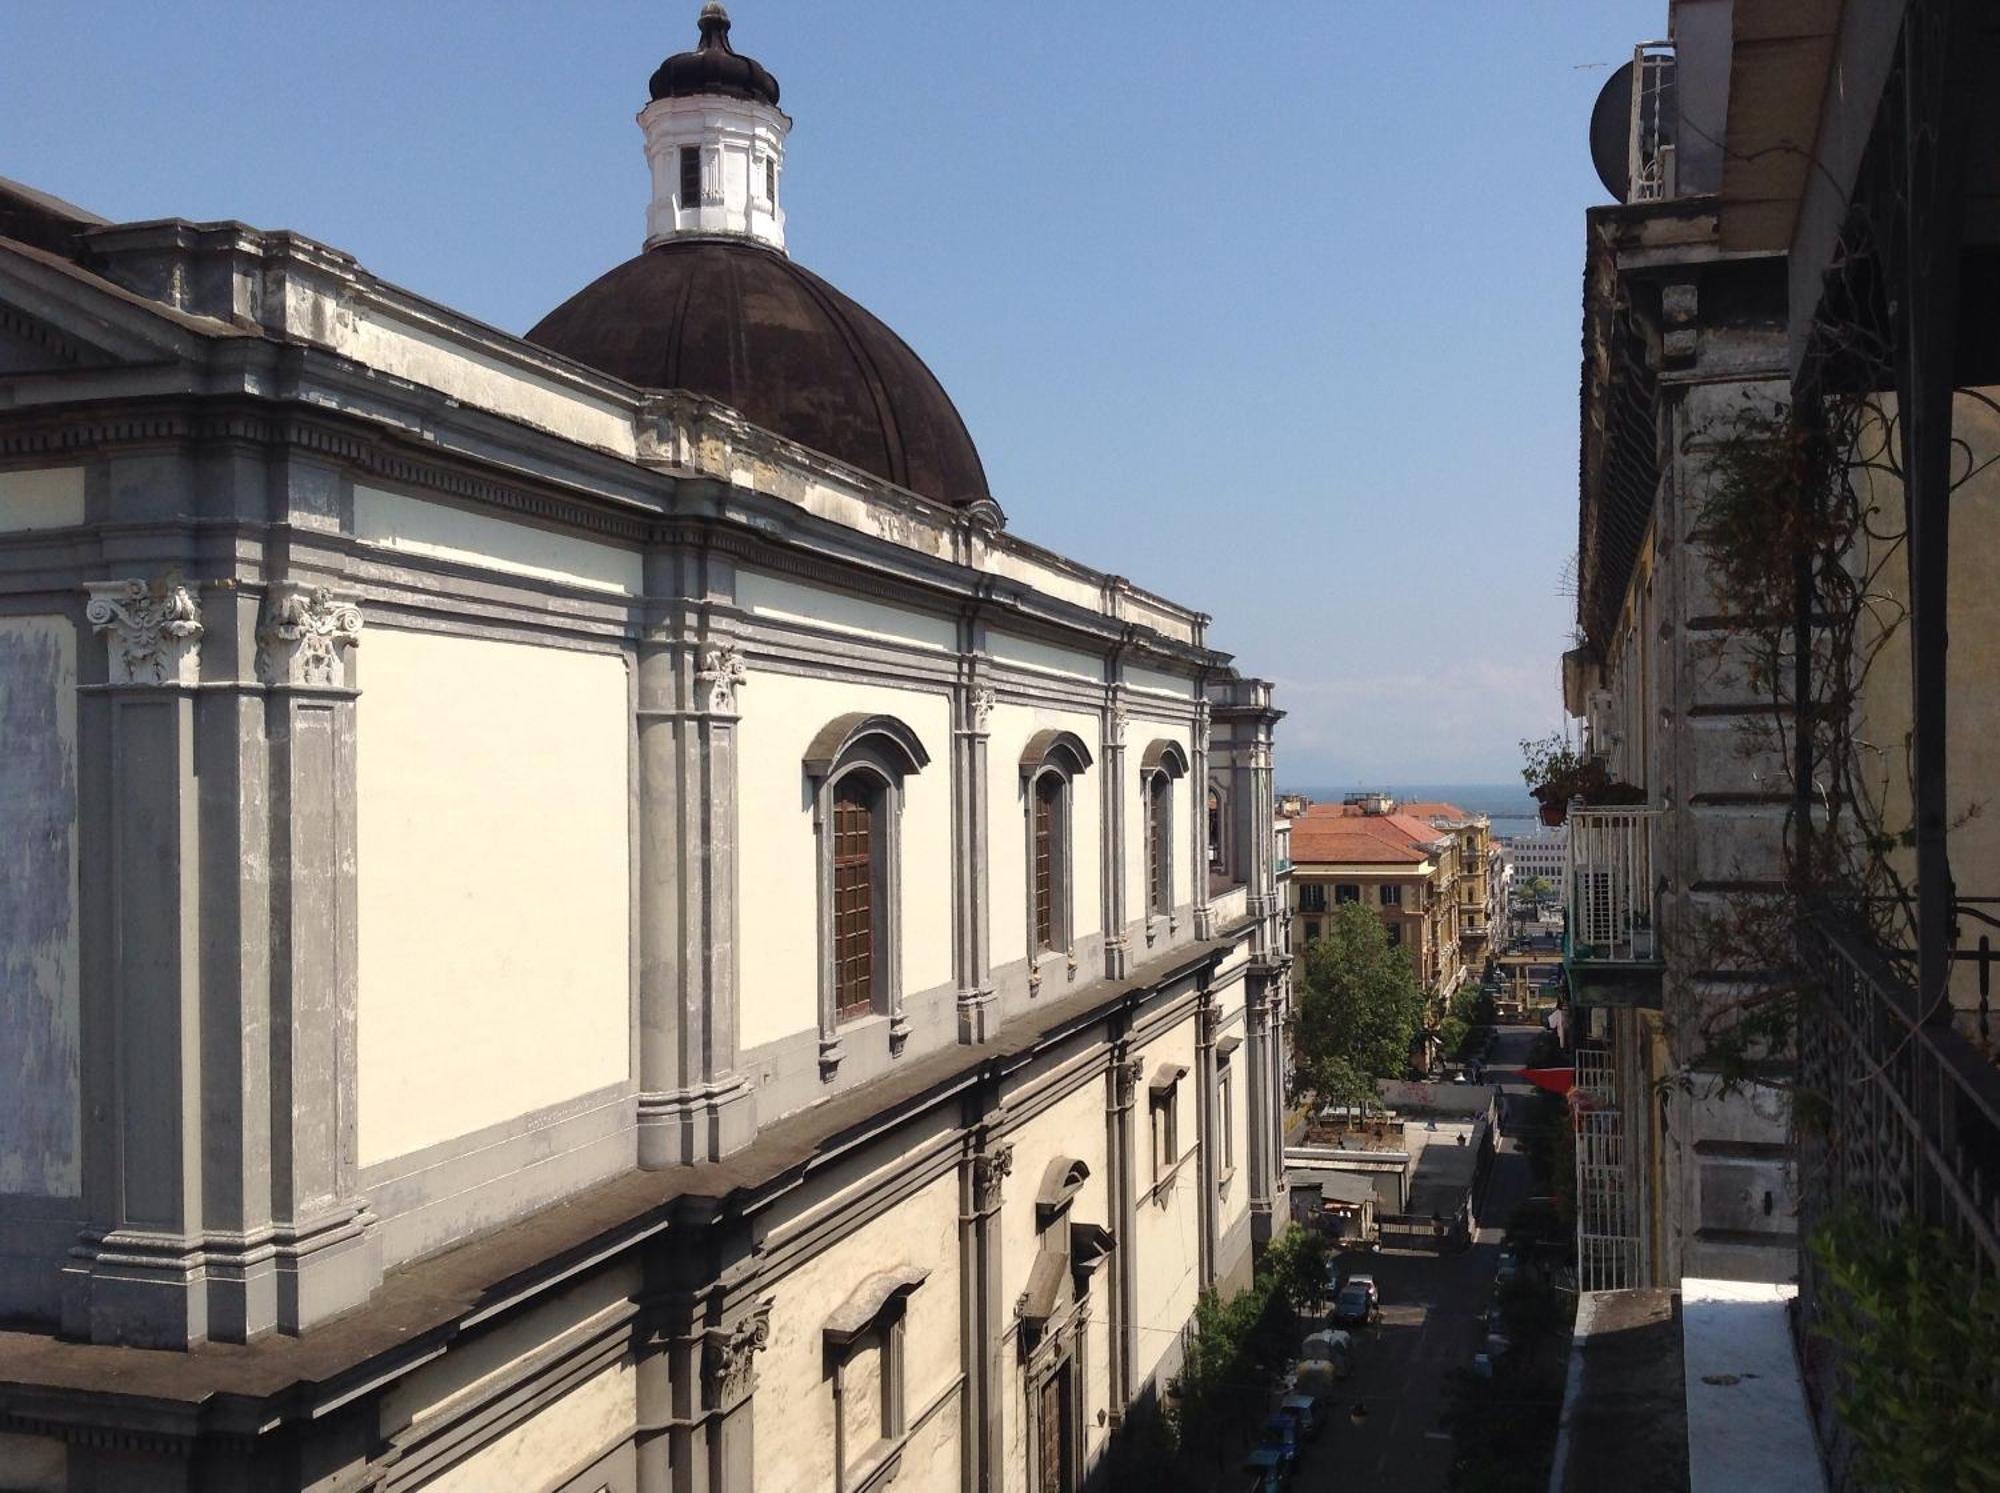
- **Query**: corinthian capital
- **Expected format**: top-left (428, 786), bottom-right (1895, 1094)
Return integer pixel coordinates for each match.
top-left (84, 578), bottom-right (203, 686)
top-left (256, 581), bottom-right (362, 688)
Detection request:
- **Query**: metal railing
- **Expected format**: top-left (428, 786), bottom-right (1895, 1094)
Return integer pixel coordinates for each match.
top-left (1575, 1044), bottom-right (1641, 1292)
top-left (1627, 42), bottom-right (1677, 204)
top-left (1798, 910), bottom-right (2000, 1271)
top-left (1566, 808), bottom-right (1660, 963)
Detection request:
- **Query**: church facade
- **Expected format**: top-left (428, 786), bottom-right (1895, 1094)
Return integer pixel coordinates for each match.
top-left (0, 11), bottom-right (1289, 1492)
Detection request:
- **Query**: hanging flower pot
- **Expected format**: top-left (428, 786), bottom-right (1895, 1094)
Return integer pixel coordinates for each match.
top-left (1539, 800), bottom-right (1567, 827)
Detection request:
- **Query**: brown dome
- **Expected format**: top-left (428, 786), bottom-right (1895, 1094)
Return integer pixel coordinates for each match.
top-left (526, 239), bottom-right (991, 508)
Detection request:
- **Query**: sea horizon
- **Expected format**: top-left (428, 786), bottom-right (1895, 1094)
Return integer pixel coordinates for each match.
top-left (1278, 782), bottom-right (1544, 835)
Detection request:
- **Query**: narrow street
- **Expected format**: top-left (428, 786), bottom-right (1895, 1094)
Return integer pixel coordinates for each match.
top-left (1289, 1020), bottom-right (1542, 1491)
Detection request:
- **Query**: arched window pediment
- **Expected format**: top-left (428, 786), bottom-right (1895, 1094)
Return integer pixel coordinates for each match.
top-left (1019, 728), bottom-right (1094, 782)
top-left (802, 712), bottom-right (930, 781)
top-left (1138, 738), bottom-right (1190, 779)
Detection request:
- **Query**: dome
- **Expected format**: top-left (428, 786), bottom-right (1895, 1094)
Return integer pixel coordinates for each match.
top-left (527, 238), bottom-right (992, 508)
top-left (649, 3), bottom-right (780, 109)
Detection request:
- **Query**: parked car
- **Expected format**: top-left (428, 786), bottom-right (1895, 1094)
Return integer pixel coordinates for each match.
top-left (1495, 1249), bottom-right (1520, 1286)
top-left (1345, 1273), bottom-right (1380, 1310)
top-left (1332, 1282), bottom-right (1374, 1329)
top-left (1280, 1391), bottom-right (1328, 1440)
top-left (1243, 1443), bottom-right (1293, 1489)
top-left (1261, 1414), bottom-right (1302, 1463)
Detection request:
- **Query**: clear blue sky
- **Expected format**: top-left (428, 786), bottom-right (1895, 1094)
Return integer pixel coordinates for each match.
top-left (5, 1), bottom-right (1660, 784)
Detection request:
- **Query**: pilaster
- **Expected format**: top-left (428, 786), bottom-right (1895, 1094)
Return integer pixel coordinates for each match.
top-left (967, 1136), bottom-right (1012, 1493)
top-left (1100, 691), bottom-right (1130, 980)
top-left (954, 675), bottom-right (996, 1042)
top-left (1194, 990), bottom-right (1218, 1290)
top-left (1191, 700), bottom-right (1215, 938)
top-left (1105, 1051), bottom-right (1143, 1418)
top-left (635, 547), bottom-right (756, 1166)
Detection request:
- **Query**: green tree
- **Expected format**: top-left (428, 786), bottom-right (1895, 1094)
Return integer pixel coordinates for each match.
top-left (1290, 900), bottom-right (1426, 1112)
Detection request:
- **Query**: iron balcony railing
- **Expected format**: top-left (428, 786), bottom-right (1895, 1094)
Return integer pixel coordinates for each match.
top-left (1575, 1043), bottom-right (1640, 1292)
top-left (1798, 909), bottom-right (2000, 1272)
top-left (1565, 808), bottom-right (1661, 965)
top-left (1627, 42), bottom-right (1677, 203)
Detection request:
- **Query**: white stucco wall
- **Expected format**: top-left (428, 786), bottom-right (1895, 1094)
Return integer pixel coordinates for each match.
top-left (0, 615), bottom-right (79, 1196)
top-left (0, 467), bottom-right (85, 532)
top-left (353, 485), bottom-right (642, 595)
top-left (989, 630), bottom-right (1100, 682)
top-left (755, 1169), bottom-right (962, 1493)
top-left (1133, 1013), bottom-right (1202, 1388)
top-left (986, 702), bottom-right (1105, 968)
top-left (356, 628), bottom-right (631, 1167)
top-left (415, 1358), bottom-right (635, 1493)
top-left (1124, 664), bottom-right (1195, 701)
top-left (735, 672), bottom-right (952, 1050)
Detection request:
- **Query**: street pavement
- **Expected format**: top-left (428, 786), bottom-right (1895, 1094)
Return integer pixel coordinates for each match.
top-left (1284, 1021), bottom-right (1544, 1491)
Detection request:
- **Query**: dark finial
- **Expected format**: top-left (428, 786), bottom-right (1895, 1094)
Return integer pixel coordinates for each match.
top-left (698, 3), bottom-right (731, 47)
top-left (650, 1), bottom-right (779, 106)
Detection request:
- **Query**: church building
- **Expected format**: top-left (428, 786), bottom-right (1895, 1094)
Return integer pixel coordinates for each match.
top-left (0, 10), bottom-right (1289, 1490)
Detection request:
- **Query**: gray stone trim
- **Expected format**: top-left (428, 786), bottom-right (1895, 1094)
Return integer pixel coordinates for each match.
top-left (358, 1082), bottom-right (637, 1268)
top-left (952, 667), bottom-right (996, 1042)
top-left (739, 975), bottom-right (957, 1139)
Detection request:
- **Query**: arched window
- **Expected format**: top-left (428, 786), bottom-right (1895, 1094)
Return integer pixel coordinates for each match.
top-left (1020, 729), bottom-right (1093, 963)
top-left (1207, 785), bottom-right (1226, 875)
top-left (1137, 739), bottom-right (1189, 924)
top-left (805, 714), bottom-right (930, 1064)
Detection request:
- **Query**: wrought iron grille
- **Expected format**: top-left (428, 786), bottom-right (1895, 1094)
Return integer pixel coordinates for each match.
top-left (1575, 1044), bottom-right (1641, 1292)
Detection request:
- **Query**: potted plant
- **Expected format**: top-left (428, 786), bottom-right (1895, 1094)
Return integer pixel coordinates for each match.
top-left (1520, 733), bottom-right (1588, 825)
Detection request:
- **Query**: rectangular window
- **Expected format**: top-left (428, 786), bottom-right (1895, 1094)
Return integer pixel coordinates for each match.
top-left (1380, 884), bottom-right (1402, 907)
top-left (679, 146), bottom-right (701, 207)
top-left (1304, 919), bottom-right (1321, 943)
top-left (764, 155), bottom-right (776, 201)
top-left (1148, 776), bottom-right (1170, 915)
top-left (1034, 776), bottom-right (1056, 952)
top-left (1335, 884), bottom-right (1361, 904)
top-left (833, 781), bottom-right (875, 1019)
top-left (1219, 1056), bottom-right (1235, 1174)
top-left (1387, 922), bottom-right (1403, 947)
top-left (1298, 884), bottom-right (1328, 913)
top-left (1151, 1093), bottom-right (1178, 1184)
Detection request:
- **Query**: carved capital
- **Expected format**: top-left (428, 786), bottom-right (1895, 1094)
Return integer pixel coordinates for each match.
top-left (85, 578), bottom-right (203, 686)
top-left (256, 582), bottom-right (361, 688)
top-left (1194, 700), bottom-right (1212, 756)
top-left (704, 1296), bottom-right (774, 1407)
top-left (1106, 708), bottom-right (1128, 749)
top-left (1246, 740), bottom-right (1272, 772)
top-left (695, 642), bottom-right (748, 716)
top-left (973, 1142), bottom-right (1014, 1212)
top-left (1114, 1055), bottom-right (1146, 1102)
top-left (969, 684), bottom-right (996, 735)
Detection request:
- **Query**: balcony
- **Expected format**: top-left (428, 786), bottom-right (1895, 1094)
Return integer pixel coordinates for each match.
top-left (1563, 808), bottom-right (1663, 1007)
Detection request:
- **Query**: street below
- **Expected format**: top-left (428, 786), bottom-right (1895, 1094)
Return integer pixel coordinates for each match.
top-left (1287, 1019), bottom-right (1543, 1491)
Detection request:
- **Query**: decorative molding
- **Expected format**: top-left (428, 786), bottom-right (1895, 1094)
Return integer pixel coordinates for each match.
top-left (695, 641), bottom-right (748, 716)
top-left (1106, 708), bottom-right (1129, 748)
top-left (1194, 700), bottom-right (1212, 755)
top-left (972, 1143), bottom-right (1014, 1212)
top-left (704, 1296), bottom-right (774, 1406)
top-left (970, 684), bottom-right (996, 734)
top-left (84, 578), bottom-right (203, 685)
top-left (255, 582), bottom-right (362, 687)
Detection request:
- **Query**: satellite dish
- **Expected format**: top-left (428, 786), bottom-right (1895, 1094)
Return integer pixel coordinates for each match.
top-left (1590, 61), bottom-right (1635, 201)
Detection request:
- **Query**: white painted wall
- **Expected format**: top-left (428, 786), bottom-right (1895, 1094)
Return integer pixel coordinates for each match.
top-left (352, 485), bottom-right (642, 595)
top-left (1133, 1014), bottom-right (1202, 1387)
top-left (989, 630), bottom-right (1101, 682)
top-left (356, 629), bottom-right (631, 1167)
top-left (0, 615), bottom-right (78, 1196)
top-left (755, 1170), bottom-right (962, 1493)
top-left (735, 672), bottom-right (952, 1050)
top-left (0, 468), bottom-right (84, 532)
top-left (418, 1358), bottom-right (635, 1493)
top-left (1124, 664), bottom-right (1195, 700)
top-left (986, 702), bottom-right (1104, 968)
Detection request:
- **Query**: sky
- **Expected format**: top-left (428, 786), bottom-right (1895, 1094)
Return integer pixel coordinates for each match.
top-left (4, 1), bottom-right (1661, 784)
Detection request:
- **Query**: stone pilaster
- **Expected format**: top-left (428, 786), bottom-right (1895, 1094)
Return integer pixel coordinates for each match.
top-left (635, 547), bottom-right (756, 1165)
top-left (254, 581), bottom-right (380, 1334)
top-left (968, 1137), bottom-right (1012, 1493)
top-left (1101, 691), bottom-right (1130, 979)
top-left (65, 578), bottom-right (209, 1346)
top-left (954, 677), bottom-right (996, 1042)
top-left (1191, 700), bottom-right (1214, 938)
top-left (1194, 990), bottom-right (1219, 1289)
top-left (1244, 969), bottom-right (1280, 1244)
top-left (1106, 1052), bottom-right (1143, 1417)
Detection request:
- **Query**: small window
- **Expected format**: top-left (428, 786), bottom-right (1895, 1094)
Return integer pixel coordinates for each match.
top-left (1387, 922), bottom-right (1403, 947)
top-left (1151, 1093), bottom-right (1178, 1183)
top-left (680, 146), bottom-right (701, 207)
top-left (1207, 788), bottom-right (1224, 872)
top-left (1298, 884), bottom-right (1328, 913)
top-left (1148, 773), bottom-right (1172, 915)
top-left (1218, 1054), bottom-right (1235, 1174)
top-left (764, 155), bottom-right (776, 201)
top-left (1304, 919), bottom-right (1321, 943)
top-left (832, 776), bottom-right (880, 1021)
top-left (1380, 884), bottom-right (1402, 907)
top-left (1335, 884), bottom-right (1361, 904)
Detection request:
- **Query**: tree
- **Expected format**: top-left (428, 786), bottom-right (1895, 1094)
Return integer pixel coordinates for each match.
top-left (1290, 900), bottom-right (1427, 1113)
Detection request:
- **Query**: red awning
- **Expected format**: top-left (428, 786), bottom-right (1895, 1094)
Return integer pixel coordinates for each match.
top-left (1522, 1067), bottom-right (1575, 1097)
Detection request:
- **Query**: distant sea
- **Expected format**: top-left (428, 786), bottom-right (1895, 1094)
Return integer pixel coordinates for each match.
top-left (1281, 783), bottom-right (1541, 839)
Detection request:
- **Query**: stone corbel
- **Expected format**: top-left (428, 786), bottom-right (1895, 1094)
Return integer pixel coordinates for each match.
top-left (84, 578), bottom-right (203, 685)
top-left (255, 581), bottom-right (361, 688)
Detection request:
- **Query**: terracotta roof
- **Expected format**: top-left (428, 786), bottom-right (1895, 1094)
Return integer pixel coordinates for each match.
top-left (1398, 800), bottom-right (1474, 823)
top-left (1288, 816), bottom-right (1433, 866)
